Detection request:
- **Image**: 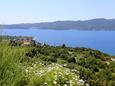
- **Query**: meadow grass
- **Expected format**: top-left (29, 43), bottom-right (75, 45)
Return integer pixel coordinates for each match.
top-left (0, 45), bottom-right (26, 86)
top-left (0, 45), bottom-right (82, 86)
top-left (0, 41), bottom-right (114, 86)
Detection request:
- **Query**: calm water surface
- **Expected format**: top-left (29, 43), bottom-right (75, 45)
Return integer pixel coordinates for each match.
top-left (2, 29), bottom-right (115, 55)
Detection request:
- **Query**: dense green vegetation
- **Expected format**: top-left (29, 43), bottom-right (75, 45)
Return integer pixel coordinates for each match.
top-left (0, 36), bottom-right (115, 86)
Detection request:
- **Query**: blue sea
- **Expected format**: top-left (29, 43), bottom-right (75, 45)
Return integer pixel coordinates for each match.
top-left (2, 29), bottom-right (115, 55)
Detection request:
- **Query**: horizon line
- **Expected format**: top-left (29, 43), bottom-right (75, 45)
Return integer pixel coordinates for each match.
top-left (0, 18), bottom-right (115, 25)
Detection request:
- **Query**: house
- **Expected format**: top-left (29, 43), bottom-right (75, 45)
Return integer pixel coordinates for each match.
top-left (23, 37), bottom-right (32, 46)
top-left (8, 36), bottom-right (37, 46)
top-left (111, 56), bottom-right (115, 61)
top-left (22, 37), bottom-right (36, 46)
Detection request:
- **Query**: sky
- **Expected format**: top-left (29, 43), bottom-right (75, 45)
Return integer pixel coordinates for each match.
top-left (0, 0), bottom-right (115, 24)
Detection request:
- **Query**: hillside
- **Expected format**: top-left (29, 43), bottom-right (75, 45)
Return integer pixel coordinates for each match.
top-left (0, 37), bottom-right (115, 86)
top-left (1, 18), bottom-right (115, 30)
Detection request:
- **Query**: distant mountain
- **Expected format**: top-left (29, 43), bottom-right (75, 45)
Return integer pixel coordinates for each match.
top-left (1, 18), bottom-right (115, 30)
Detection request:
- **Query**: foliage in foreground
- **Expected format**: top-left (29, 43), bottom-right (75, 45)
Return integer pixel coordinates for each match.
top-left (0, 43), bottom-right (115, 86)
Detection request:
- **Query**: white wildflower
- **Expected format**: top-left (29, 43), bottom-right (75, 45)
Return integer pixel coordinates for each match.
top-left (63, 84), bottom-right (68, 86)
top-left (25, 69), bottom-right (28, 73)
top-left (79, 79), bottom-right (84, 83)
top-left (53, 80), bottom-right (57, 84)
top-left (44, 82), bottom-right (47, 85)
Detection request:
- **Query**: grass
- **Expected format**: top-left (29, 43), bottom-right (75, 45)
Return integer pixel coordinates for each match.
top-left (0, 45), bottom-right (82, 86)
top-left (0, 39), bottom-right (115, 86)
top-left (0, 45), bottom-right (26, 86)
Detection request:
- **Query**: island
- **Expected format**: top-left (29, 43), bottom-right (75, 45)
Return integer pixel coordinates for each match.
top-left (1, 18), bottom-right (115, 31)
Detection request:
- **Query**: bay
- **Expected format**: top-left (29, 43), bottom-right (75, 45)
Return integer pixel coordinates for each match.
top-left (2, 29), bottom-right (115, 55)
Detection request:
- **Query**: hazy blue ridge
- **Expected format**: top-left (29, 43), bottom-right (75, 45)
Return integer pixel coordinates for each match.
top-left (1, 18), bottom-right (115, 30)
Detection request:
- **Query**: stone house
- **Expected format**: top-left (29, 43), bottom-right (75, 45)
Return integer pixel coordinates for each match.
top-left (22, 37), bottom-right (36, 46)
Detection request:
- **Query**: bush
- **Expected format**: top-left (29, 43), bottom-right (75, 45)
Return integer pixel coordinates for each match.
top-left (67, 57), bottom-right (76, 63)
